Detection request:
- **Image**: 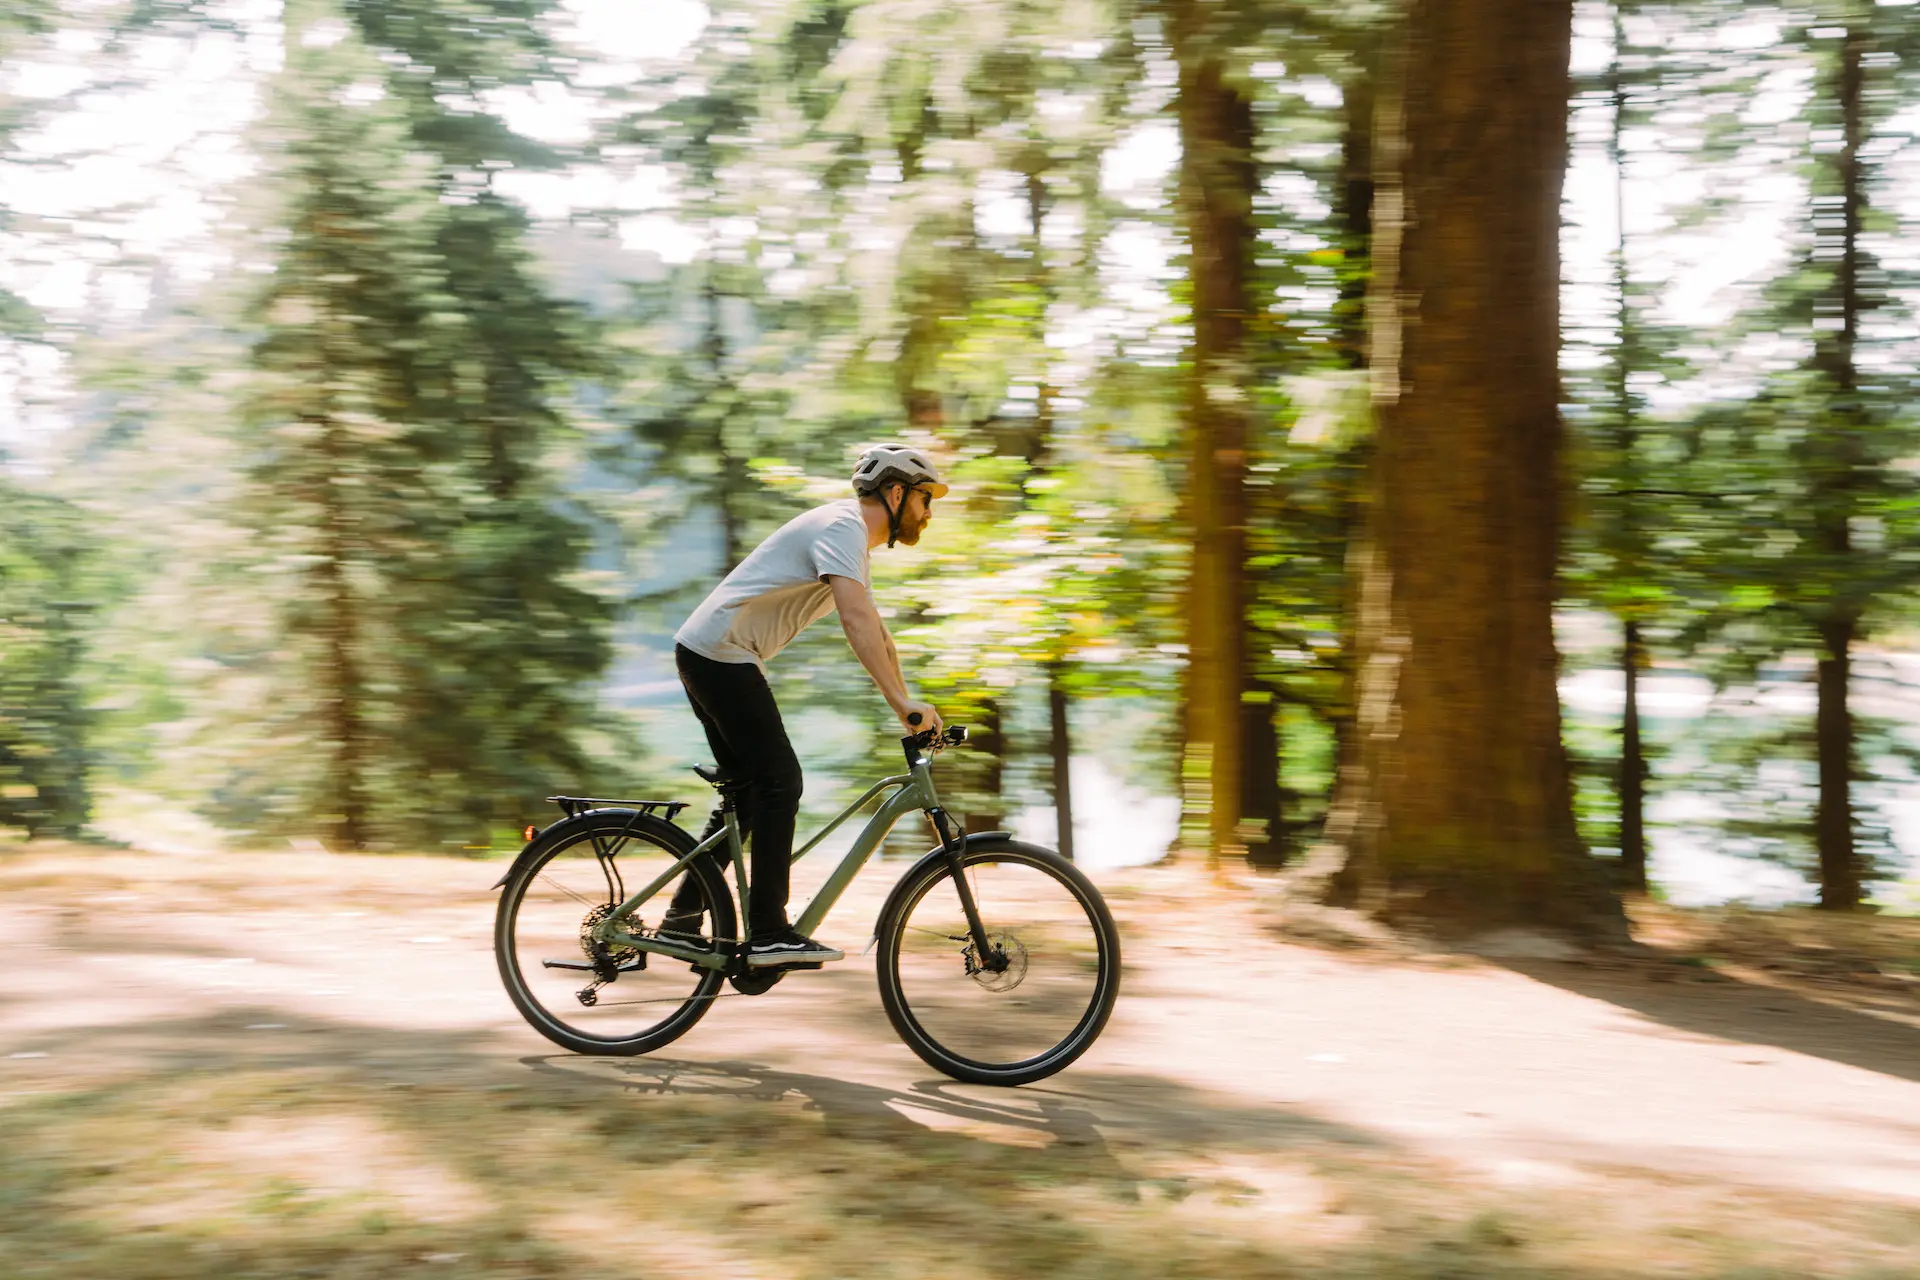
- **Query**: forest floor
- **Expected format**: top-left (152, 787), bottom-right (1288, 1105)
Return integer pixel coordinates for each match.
top-left (2, 839), bottom-right (1918, 1279)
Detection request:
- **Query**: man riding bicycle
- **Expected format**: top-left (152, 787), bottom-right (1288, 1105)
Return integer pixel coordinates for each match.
top-left (666, 444), bottom-right (948, 968)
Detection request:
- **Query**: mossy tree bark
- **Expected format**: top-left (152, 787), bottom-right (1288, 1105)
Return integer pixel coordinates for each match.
top-left (1297, 0), bottom-right (1622, 934)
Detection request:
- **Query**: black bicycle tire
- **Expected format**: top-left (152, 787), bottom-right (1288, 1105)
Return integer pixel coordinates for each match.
top-left (495, 810), bottom-right (735, 1057)
top-left (875, 839), bottom-right (1121, 1086)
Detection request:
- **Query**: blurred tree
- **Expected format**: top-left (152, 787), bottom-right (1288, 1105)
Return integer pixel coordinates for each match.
top-left (1564, 0), bottom-right (1690, 892)
top-left (1236, 8), bottom-right (1387, 868)
top-left (1167, 0), bottom-right (1255, 866)
top-left (1292, 0), bottom-right (1624, 932)
top-left (1560, 0), bottom-right (1783, 891)
top-left (215, 0), bottom-right (608, 849)
top-left (0, 489), bottom-right (90, 837)
top-left (863, 0), bottom-right (1134, 846)
top-left (1154, 1), bottom-right (1388, 867)
top-left (674, 0), bottom-right (1163, 847)
top-left (1663, 1), bottom-right (1920, 909)
top-left (614, 1), bottom-right (866, 573)
top-left (1600, 0), bottom-right (1654, 892)
top-left (0, 1), bottom-right (53, 341)
top-left (334, 0), bottom-right (615, 841)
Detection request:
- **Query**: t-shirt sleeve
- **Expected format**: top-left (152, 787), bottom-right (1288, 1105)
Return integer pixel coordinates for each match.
top-left (810, 514), bottom-right (867, 583)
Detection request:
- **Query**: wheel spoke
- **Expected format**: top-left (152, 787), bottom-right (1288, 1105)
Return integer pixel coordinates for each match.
top-left (538, 874), bottom-right (603, 911)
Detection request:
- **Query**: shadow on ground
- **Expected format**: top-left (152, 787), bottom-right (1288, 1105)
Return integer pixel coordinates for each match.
top-left (2, 1004), bottom-right (1918, 1280)
top-left (1498, 953), bottom-right (1920, 1086)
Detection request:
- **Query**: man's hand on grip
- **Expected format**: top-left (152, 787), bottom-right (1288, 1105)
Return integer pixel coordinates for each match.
top-left (900, 700), bottom-right (943, 736)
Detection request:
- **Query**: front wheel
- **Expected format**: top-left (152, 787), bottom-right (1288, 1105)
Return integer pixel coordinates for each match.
top-left (876, 839), bottom-right (1120, 1086)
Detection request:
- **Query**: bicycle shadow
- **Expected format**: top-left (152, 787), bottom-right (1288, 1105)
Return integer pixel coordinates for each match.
top-left (520, 1053), bottom-right (1122, 1162)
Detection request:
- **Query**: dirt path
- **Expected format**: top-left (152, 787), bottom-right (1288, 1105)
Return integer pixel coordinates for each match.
top-left (4, 842), bottom-right (1919, 1278)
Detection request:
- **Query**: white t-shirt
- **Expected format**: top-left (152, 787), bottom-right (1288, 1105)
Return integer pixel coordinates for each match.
top-left (674, 499), bottom-right (871, 668)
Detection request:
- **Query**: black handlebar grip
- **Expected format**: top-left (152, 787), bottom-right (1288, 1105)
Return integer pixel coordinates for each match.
top-left (907, 711), bottom-right (923, 727)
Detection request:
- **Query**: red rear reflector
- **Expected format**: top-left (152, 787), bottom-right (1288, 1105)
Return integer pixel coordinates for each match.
top-left (523, 824), bottom-right (537, 842)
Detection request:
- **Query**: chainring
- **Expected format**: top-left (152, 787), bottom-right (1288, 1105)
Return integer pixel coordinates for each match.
top-left (728, 968), bottom-right (786, 996)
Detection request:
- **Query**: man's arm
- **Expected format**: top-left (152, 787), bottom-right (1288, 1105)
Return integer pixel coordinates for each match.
top-left (828, 575), bottom-right (942, 734)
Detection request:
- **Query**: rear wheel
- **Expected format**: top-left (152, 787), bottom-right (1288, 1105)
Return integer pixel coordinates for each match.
top-left (876, 840), bottom-right (1120, 1085)
top-left (495, 811), bottom-right (735, 1056)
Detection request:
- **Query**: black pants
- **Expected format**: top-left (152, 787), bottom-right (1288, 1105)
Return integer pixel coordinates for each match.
top-left (674, 644), bottom-right (802, 937)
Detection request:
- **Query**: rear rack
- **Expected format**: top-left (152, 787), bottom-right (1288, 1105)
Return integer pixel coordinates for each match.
top-left (546, 795), bottom-right (690, 821)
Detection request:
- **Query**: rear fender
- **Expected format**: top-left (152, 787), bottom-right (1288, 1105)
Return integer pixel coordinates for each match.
top-left (488, 808), bottom-right (690, 890)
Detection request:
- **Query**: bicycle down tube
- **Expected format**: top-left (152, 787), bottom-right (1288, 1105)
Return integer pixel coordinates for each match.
top-left (590, 762), bottom-right (939, 966)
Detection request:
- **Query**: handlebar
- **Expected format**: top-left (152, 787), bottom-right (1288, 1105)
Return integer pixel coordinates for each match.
top-left (901, 723), bottom-right (967, 767)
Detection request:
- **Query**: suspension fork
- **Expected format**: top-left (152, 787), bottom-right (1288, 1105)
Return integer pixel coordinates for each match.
top-left (927, 807), bottom-right (1003, 969)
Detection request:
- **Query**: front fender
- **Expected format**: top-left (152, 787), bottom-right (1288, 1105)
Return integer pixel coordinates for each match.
top-left (872, 830), bottom-right (1013, 931)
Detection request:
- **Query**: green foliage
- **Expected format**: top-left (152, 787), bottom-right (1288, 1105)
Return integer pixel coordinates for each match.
top-left (11, 0), bottom-right (1920, 892)
top-left (0, 484), bottom-right (91, 836)
top-left (34, 0), bottom-right (621, 849)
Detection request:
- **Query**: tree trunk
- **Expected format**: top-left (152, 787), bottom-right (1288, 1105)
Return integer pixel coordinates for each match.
top-left (1811, 20), bottom-right (1867, 910)
top-left (1610, 14), bottom-right (1647, 895)
top-left (1335, 49), bottom-right (1375, 374)
top-left (1815, 618), bottom-right (1860, 907)
top-left (1049, 665), bottom-right (1075, 862)
top-left (1327, 47), bottom-right (1376, 818)
top-left (1243, 685), bottom-right (1284, 867)
top-left (704, 274), bottom-right (748, 571)
top-left (1619, 619), bottom-right (1647, 891)
top-left (1292, 0), bottom-right (1621, 935)
top-left (1171, 5), bottom-right (1255, 865)
top-left (961, 700), bottom-right (1006, 836)
top-left (315, 414), bottom-right (368, 853)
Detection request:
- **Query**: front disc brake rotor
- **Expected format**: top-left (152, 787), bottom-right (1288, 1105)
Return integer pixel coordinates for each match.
top-left (965, 932), bottom-right (1029, 992)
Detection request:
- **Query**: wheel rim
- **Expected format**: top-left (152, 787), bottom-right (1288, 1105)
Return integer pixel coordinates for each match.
top-left (503, 826), bottom-right (725, 1046)
top-left (889, 852), bottom-right (1112, 1073)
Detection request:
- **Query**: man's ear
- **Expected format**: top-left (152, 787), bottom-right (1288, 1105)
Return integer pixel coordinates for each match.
top-left (884, 481), bottom-right (905, 509)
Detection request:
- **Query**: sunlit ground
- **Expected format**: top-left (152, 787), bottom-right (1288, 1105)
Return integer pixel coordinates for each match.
top-left (4, 840), bottom-right (1919, 1279)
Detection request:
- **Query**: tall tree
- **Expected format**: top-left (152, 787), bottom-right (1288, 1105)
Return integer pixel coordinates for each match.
top-left (1804, 8), bottom-right (1870, 909)
top-left (240, 3), bottom-right (464, 848)
top-left (223, 0), bottom-right (609, 848)
top-left (1168, 0), bottom-right (1256, 864)
top-left (1657, 1), bottom-right (1920, 907)
top-left (1296, 0), bottom-right (1622, 932)
top-left (336, 0), bottom-right (613, 840)
top-left (1607, 1), bottom-right (1650, 892)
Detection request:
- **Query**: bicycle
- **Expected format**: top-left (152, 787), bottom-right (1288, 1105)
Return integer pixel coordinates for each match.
top-left (492, 723), bottom-right (1122, 1086)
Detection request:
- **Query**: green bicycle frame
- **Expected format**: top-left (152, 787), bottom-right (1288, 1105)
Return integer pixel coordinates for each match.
top-left (591, 749), bottom-right (946, 970)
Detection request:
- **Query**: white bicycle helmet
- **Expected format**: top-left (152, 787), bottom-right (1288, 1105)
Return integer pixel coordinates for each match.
top-left (850, 444), bottom-right (949, 499)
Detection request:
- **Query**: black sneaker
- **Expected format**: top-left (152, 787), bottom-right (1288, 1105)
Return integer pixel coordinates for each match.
top-left (746, 927), bottom-right (845, 968)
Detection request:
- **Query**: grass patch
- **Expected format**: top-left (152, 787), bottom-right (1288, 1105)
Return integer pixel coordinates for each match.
top-left (1, 1055), bottom-right (1916, 1280)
